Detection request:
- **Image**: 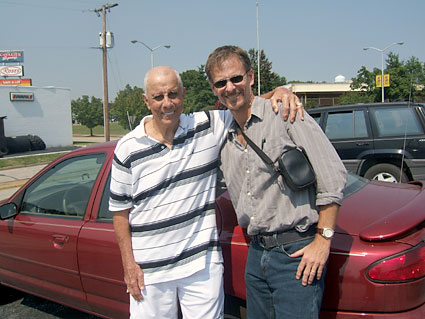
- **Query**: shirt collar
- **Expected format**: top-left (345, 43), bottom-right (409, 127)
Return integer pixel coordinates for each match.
top-left (229, 96), bottom-right (266, 132)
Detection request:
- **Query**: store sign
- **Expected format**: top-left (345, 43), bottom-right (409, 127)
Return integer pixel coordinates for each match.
top-left (0, 78), bottom-right (32, 86)
top-left (10, 92), bottom-right (34, 101)
top-left (0, 65), bottom-right (24, 77)
top-left (0, 51), bottom-right (24, 63)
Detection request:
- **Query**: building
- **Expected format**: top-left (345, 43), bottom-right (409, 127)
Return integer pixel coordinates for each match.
top-left (0, 85), bottom-right (72, 148)
top-left (285, 75), bottom-right (360, 107)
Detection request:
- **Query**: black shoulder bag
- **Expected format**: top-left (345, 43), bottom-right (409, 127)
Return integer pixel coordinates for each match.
top-left (236, 126), bottom-right (316, 191)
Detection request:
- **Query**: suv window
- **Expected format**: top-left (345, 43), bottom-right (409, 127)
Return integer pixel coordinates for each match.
top-left (325, 110), bottom-right (368, 139)
top-left (371, 107), bottom-right (423, 137)
top-left (21, 153), bottom-right (106, 218)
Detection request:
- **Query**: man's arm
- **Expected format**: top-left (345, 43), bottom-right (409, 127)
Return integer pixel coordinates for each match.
top-left (290, 203), bottom-right (339, 286)
top-left (113, 209), bottom-right (145, 301)
top-left (261, 86), bottom-right (304, 122)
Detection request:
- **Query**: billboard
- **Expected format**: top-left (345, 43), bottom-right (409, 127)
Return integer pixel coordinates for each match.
top-left (0, 79), bottom-right (32, 86)
top-left (0, 51), bottom-right (24, 63)
top-left (0, 65), bottom-right (24, 77)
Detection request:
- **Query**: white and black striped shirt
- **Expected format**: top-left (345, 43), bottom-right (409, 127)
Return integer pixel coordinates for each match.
top-left (109, 110), bottom-right (232, 285)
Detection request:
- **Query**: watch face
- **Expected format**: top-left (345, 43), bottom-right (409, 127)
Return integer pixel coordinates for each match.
top-left (323, 228), bottom-right (334, 238)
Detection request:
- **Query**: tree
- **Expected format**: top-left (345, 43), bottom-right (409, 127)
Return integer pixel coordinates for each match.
top-left (337, 92), bottom-right (374, 105)
top-left (350, 53), bottom-right (425, 102)
top-left (71, 95), bottom-right (104, 136)
top-left (180, 66), bottom-right (217, 113)
top-left (110, 85), bottom-right (149, 130)
top-left (248, 49), bottom-right (287, 96)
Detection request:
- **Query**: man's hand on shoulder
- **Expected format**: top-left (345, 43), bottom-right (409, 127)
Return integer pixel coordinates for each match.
top-left (262, 87), bottom-right (305, 122)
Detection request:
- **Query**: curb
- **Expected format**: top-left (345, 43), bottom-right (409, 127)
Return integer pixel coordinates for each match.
top-left (0, 179), bottom-right (28, 190)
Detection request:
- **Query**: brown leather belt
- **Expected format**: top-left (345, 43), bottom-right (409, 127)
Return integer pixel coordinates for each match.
top-left (251, 225), bottom-right (316, 249)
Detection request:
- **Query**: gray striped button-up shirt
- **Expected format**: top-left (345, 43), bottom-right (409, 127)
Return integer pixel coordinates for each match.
top-left (219, 96), bottom-right (347, 235)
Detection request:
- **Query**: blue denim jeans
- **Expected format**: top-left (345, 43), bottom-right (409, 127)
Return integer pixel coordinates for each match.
top-left (245, 237), bottom-right (325, 319)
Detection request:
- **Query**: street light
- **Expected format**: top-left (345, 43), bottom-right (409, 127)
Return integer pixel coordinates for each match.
top-left (363, 42), bottom-right (404, 102)
top-left (130, 40), bottom-right (171, 68)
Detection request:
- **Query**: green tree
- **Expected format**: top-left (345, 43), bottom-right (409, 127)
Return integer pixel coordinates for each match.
top-left (180, 66), bottom-right (217, 113)
top-left (110, 84), bottom-right (149, 130)
top-left (351, 53), bottom-right (425, 102)
top-left (337, 92), bottom-right (374, 105)
top-left (248, 49), bottom-right (287, 96)
top-left (71, 95), bottom-right (104, 136)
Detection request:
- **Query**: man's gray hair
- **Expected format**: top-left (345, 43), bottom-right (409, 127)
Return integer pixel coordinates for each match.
top-left (144, 66), bottom-right (183, 95)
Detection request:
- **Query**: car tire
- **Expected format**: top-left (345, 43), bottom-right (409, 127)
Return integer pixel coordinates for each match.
top-left (364, 163), bottom-right (409, 183)
top-left (27, 135), bottom-right (46, 151)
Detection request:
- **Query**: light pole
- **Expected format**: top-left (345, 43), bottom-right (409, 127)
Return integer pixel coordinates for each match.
top-left (363, 42), bottom-right (404, 102)
top-left (130, 40), bottom-right (171, 68)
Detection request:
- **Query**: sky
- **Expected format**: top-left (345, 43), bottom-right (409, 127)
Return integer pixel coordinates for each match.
top-left (1, 0), bottom-right (425, 101)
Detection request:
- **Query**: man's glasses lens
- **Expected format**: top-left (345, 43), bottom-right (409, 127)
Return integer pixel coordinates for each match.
top-left (213, 74), bottom-right (245, 89)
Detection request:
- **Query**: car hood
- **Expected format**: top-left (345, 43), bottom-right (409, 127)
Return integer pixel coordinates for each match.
top-left (337, 180), bottom-right (425, 242)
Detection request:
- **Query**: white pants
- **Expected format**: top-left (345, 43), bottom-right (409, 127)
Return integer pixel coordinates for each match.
top-left (130, 262), bottom-right (224, 319)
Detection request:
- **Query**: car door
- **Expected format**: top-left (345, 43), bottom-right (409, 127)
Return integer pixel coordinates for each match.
top-left (78, 171), bottom-right (129, 318)
top-left (322, 108), bottom-right (373, 174)
top-left (0, 152), bottom-right (107, 310)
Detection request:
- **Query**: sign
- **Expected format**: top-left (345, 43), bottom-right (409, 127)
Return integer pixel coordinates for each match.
top-left (0, 78), bottom-right (32, 86)
top-left (0, 65), bottom-right (24, 77)
top-left (384, 74), bottom-right (390, 87)
top-left (376, 75), bottom-right (382, 88)
top-left (0, 51), bottom-right (24, 63)
top-left (9, 92), bottom-right (34, 101)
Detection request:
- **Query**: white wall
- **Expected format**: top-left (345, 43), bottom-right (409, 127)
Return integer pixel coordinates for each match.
top-left (0, 86), bottom-right (72, 148)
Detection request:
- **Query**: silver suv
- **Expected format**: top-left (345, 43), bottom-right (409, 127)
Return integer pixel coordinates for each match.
top-left (308, 102), bottom-right (425, 182)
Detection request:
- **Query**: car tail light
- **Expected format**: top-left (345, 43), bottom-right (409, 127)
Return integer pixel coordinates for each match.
top-left (367, 241), bottom-right (425, 283)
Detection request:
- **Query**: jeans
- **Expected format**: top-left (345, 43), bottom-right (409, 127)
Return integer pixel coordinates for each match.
top-left (245, 237), bottom-right (325, 319)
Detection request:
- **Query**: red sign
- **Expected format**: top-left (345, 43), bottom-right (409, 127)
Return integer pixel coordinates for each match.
top-left (0, 78), bottom-right (32, 86)
top-left (0, 65), bottom-right (24, 77)
top-left (9, 92), bottom-right (34, 101)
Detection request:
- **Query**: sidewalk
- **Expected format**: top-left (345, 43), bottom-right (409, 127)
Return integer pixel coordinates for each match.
top-left (0, 164), bottom-right (47, 200)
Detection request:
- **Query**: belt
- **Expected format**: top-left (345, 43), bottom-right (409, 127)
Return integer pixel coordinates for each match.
top-left (251, 225), bottom-right (316, 249)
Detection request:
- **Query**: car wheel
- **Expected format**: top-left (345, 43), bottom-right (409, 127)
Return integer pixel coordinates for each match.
top-left (364, 163), bottom-right (409, 183)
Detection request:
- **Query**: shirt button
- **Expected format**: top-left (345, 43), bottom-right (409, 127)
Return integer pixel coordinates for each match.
top-left (250, 216), bottom-right (255, 220)
top-left (246, 169), bottom-right (250, 174)
top-left (244, 149), bottom-right (248, 153)
top-left (247, 192), bottom-right (251, 196)
top-left (161, 145), bottom-right (165, 149)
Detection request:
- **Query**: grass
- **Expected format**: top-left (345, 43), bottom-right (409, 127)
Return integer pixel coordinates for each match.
top-left (72, 122), bottom-right (129, 136)
top-left (0, 152), bottom-right (67, 169)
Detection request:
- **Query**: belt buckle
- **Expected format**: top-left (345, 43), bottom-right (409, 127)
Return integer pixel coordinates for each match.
top-left (257, 235), bottom-right (267, 249)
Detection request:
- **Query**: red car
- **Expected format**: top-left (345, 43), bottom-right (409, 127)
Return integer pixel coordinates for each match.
top-left (0, 141), bottom-right (424, 318)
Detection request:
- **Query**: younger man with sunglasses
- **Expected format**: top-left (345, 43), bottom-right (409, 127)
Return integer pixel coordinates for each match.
top-left (206, 45), bottom-right (346, 318)
top-left (110, 65), bottom-right (303, 318)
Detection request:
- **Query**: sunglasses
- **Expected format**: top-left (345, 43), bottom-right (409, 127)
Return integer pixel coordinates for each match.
top-left (213, 70), bottom-right (249, 89)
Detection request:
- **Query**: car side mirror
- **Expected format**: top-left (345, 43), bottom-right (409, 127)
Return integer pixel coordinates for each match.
top-left (0, 203), bottom-right (18, 220)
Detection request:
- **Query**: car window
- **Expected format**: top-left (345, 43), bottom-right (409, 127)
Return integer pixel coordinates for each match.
top-left (98, 173), bottom-right (113, 220)
top-left (21, 153), bottom-right (107, 218)
top-left (325, 110), bottom-right (368, 139)
top-left (371, 107), bottom-right (423, 137)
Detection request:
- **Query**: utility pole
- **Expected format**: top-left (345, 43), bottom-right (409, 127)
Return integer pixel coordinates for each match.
top-left (91, 3), bottom-right (118, 142)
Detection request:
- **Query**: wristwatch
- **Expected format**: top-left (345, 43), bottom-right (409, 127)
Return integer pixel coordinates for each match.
top-left (316, 227), bottom-right (335, 239)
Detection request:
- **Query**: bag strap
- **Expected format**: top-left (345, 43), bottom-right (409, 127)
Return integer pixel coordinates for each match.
top-left (235, 122), bottom-right (275, 169)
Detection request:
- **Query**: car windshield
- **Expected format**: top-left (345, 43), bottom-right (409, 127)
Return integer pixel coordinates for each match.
top-left (343, 172), bottom-right (368, 198)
